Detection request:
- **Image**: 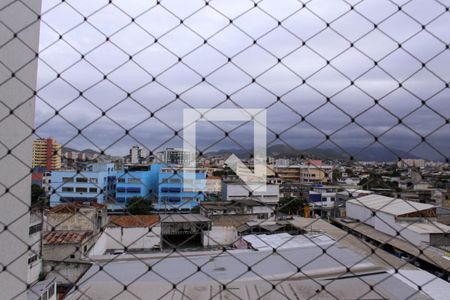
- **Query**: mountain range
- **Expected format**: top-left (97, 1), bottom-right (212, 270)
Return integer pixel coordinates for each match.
top-left (207, 144), bottom-right (420, 162)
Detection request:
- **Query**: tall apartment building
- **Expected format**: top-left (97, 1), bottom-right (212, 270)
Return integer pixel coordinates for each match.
top-left (156, 147), bottom-right (194, 166)
top-left (397, 158), bottom-right (426, 168)
top-left (129, 145), bottom-right (150, 164)
top-left (32, 138), bottom-right (62, 171)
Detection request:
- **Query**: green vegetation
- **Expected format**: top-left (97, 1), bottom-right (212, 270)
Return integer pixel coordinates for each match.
top-left (191, 205), bottom-right (201, 214)
top-left (358, 174), bottom-right (400, 191)
top-left (127, 197), bottom-right (152, 215)
top-left (31, 184), bottom-right (48, 208)
top-left (278, 197), bottom-right (307, 216)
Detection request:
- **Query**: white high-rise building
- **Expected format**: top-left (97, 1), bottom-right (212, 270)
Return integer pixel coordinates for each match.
top-left (156, 147), bottom-right (195, 165)
top-left (129, 146), bottom-right (150, 164)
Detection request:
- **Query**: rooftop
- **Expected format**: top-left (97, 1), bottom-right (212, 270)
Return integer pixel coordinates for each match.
top-left (48, 201), bottom-right (106, 214)
top-left (397, 221), bottom-right (450, 234)
top-left (109, 215), bottom-right (160, 228)
top-left (27, 278), bottom-right (55, 300)
top-left (160, 214), bottom-right (211, 223)
top-left (44, 231), bottom-right (93, 245)
top-left (66, 222), bottom-right (450, 299)
top-left (347, 194), bottom-right (435, 216)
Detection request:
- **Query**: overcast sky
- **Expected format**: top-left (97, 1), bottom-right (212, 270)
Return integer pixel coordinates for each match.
top-left (35, 0), bottom-right (450, 160)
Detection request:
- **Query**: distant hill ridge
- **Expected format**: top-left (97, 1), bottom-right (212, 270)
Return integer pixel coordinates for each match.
top-left (207, 144), bottom-right (420, 162)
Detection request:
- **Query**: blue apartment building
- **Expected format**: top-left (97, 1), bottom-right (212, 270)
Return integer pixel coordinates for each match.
top-left (50, 163), bottom-right (116, 207)
top-left (51, 163), bottom-right (206, 211)
top-left (114, 164), bottom-right (207, 211)
top-left (115, 165), bottom-right (154, 208)
top-left (156, 164), bottom-right (206, 211)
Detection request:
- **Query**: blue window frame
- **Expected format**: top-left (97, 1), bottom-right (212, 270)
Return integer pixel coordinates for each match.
top-left (127, 187), bottom-right (141, 193)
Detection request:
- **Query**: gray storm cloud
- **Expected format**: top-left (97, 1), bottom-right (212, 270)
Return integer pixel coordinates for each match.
top-left (35, 0), bottom-right (450, 160)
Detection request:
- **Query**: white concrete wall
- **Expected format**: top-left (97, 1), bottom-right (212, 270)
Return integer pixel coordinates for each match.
top-left (374, 212), bottom-right (429, 246)
top-left (223, 184), bottom-right (279, 203)
top-left (346, 202), bottom-right (374, 226)
top-left (27, 259), bottom-right (42, 284)
top-left (0, 1), bottom-right (41, 299)
top-left (203, 226), bottom-right (237, 247)
top-left (90, 227), bottom-right (161, 256)
top-left (373, 212), bottom-right (397, 237)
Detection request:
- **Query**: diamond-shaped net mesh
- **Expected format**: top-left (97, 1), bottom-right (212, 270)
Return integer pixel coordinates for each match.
top-left (1, 0), bottom-right (450, 299)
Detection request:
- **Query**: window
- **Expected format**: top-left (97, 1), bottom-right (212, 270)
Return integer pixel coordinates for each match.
top-left (76, 177), bottom-right (88, 183)
top-left (48, 285), bottom-right (55, 298)
top-left (89, 188), bottom-right (97, 193)
top-left (118, 178), bottom-right (125, 183)
top-left (126, 187), bottom-right (141, 193)
top-left (75, 187), bottom-right (88, 193)
top-left (29, 223), bottom-right (42, 235)
top-left (28, 254), bottom-right (38, 264)
top-left (128, 178), bottom-right (141, 184)
top-left (89, 178), bottom-right (98, 183)
top-left (62, 187), bottom-right (73, 192)
top-left (62, 177), bottom-right (73, 183)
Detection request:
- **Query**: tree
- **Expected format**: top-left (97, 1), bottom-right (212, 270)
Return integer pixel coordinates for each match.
top-left (31, 184), bottom-right (46, 208)
top-left (278, 197), bottom-right (307, 216)
top-left (191, 205), bottom-right (201, 214)
top-left (332, 169), bottom-right (342, 182)
top-left (358, 174), bottom-right (400, 192)
top-left (127, 197), bottom-right (152, 215)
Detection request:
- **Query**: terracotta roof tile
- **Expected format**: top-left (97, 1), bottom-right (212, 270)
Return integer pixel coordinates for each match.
top-left (49, 201), bottom-right (106, 214)
top-left (109, 215), bottom-right (160, 228)
top-left (44, 231), bottom-right (92, 245)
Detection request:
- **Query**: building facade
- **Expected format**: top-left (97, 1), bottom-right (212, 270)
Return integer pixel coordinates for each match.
top-left (32, 138), bottom-right (62, 171)
top-left (156, 147), bottom-right (195, 165)
top-left (156, 165), bottom-right (206, 210)
top-left (221, 182), bottom-right (280, 204)
top-left (115, 164), bottom-right (207, 211)
top-left (274, 162), bottom-right (333, 184)
top-left (49, 163), bottom-right (116, 207)
top-left (129, 145), bottom-right (150, 164)
top-left (115, 165), bottom-right (154, 208)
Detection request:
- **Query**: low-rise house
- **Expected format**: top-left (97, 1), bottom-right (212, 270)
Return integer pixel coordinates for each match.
top-left (27, 278), bottom-right (57, 300)
top-left (42, 231), bottom-right (94, 262)
top-left (45, 201), bottom-right (108, 233)
top-left (201, 199), bottom-right (275, 219)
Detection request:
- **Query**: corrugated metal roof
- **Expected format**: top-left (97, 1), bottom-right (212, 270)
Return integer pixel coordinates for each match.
top-left (347, 194), bottom-right (435, 216)
top-left (397, 221), bottom-right (450, 234)
top-left (65, 234), bottom-right (448, 300)
top-left (44, 231), bottom-right (92, 245)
